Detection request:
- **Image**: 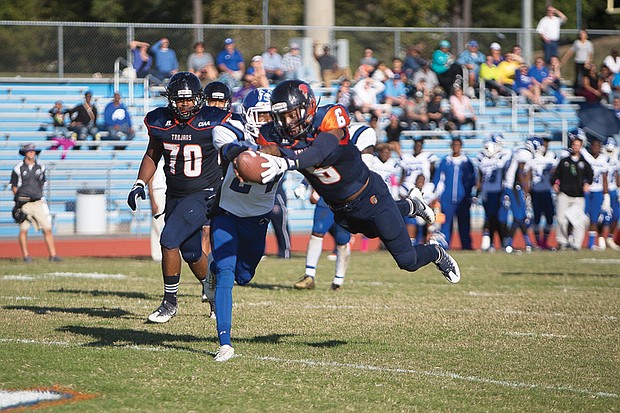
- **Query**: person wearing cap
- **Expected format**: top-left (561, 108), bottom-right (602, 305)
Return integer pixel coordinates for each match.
top-left (536, 5), bottom-right (567, 64)
top-left (432, 137), bottom-right (476, 250)
top-left (281, 42), bottom-right (314, 82)
top-left (216, 38), bottom-right (245, 83)
top-left (68, 90), bottom-right (101, 150)
top-left (245, 55), bottom-right (269, 88)
top-left (149, 38), bottom-right (179, 81)
top-left (383, 73), bottom-right (408, 108)
top-left (261, 45), bottom-right (284, 84)
top-left (10, 144), bottom-right (61, 263)
top-left (457, 40), bottom-right (486, 98)
top-left (313, 42), bottom-right (351, 86)
top-left (489, 42), bottom-right (504, 66)
top-left (431, 40), bottom-right (463, 96)
top-left (552, 130), bottom-right (593, 250)
top-left (187, 41), bottom-right (217, 85)
top-left (523, 136), bottom-right (558, 250)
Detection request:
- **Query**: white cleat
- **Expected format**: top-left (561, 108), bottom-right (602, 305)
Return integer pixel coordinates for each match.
top-left (147, 300), bottom-right (177, 323)
top-left (407, 188), bottom-right (435, 224)
top-left (214, 345), bottom-right (235, 362)
top-left (606, 237), bottom-right (620, 251)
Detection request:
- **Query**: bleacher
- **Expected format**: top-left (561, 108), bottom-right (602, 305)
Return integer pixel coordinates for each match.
top-left (0, 78), bottom-right (582, 239)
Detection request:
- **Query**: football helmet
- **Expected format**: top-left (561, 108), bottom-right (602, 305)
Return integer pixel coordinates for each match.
top-left (270, 80), bottom-right (317, 141)
top-left (605, 136), bottom-right (618, 159)
top-left (242, 88), bottom-right (272, 138)
top-left (483, 132), bottom-right (504, 157)
top-left (203, 81), bottom-right (232, 110)
top-left (525, 136), bottom-right (545, 156)
top-left (162, 72), bottom-right (204, 121)
top-left (568, 128), bottom-right (587, 145)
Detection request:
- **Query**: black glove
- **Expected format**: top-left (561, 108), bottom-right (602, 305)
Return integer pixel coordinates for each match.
top-left (127, 180), bottom-right (146, 211)
top-left (12, 204), bottom-right (28, 224)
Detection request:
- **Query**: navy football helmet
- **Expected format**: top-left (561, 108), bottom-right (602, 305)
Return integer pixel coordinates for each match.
top-left (203, 81), bottom-right (232, 111)
top-left (242, 88), bottom-right (272, 138)
top-left (270, 80), bottom-right (317, 141)
top-left (162, 72), bottom-right (204, 121)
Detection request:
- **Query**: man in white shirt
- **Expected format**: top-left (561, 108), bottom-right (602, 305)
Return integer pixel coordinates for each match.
top-left (536, 6), bottom-right (567, 64)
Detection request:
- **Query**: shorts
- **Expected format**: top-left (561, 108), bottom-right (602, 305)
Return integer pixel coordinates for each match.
top-left (20, 199), bottom-right (52, 231)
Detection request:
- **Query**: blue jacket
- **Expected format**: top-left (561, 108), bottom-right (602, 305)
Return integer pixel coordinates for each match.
top-left (434, 154), bottom-right (476, 204)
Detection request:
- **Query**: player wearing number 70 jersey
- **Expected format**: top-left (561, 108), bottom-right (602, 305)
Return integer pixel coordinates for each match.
top-left (127, 72), bottom-right (230, 324)
top-left (257, 80), bottom-right (461, 284)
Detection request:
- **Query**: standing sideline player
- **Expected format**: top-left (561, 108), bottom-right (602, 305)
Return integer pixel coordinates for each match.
top-left (579, 138), bottom-right (609, 250)
top-left (257, 80), bottom-right (460, 283)
top-left (293, 122), bottom-right (378, 291)
top-left (209, 88), bottom-right (280, 362)
top-left (127, 72), bottom-right (230, 323)
top-left (603, 137), bottom-right (620, 249)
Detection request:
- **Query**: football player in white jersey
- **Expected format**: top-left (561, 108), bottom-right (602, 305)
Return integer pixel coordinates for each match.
top-left (523, 136), bottom-right (558, 250)
top-left (499, 137), bottom-right (543, 253)
top-left (603, 137), bottom-right (620, 250)
top-left (209, 88), bottom-right (279, 361)
top-left (476, 132), bottom-right (512, 251)
top-left (579, 138), bottom-right (609, 250)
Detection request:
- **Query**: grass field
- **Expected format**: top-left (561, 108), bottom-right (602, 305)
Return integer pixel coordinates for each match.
top-left (0, 250), bottom-right (619, 412)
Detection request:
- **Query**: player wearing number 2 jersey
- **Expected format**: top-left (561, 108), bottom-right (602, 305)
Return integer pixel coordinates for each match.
top-left (257, 80), bottom-right (461, 284)
top-left (127, 72), bottom-right (230, 324)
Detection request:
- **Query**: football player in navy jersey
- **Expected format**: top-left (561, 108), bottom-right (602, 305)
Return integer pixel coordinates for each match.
top-left (257, 80), bottom-right (461, 283)
top-left (208, 88), bottom-right (282, 361)
top-left (127, 72), bottom-right (230, 323)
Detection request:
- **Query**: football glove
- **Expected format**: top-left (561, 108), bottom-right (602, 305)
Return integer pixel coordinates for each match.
top-left (127, 180), bottom-right (146, 211)
top-left (293, 183), bottom-right (307, 199)
top-left (602, 193), bottom-right (612, 215)
top-left (260, 154), bottom-right (289, 184)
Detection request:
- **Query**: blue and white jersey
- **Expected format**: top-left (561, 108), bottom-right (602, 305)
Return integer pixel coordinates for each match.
top-left (525, 150), bottom-right (558, 192)
top-left (477, 149), bottom-right (511, 195)
top-left (212, 119), bottom-right (280, 217)
top-left (503, 147), bottom-right (533, 189)
top-left (400, 151), bottom-right (439, 189)
top-left (366, 155), bottom-right (402, 199)
top-left (607, 153), bottom-right (619, 191)
top-left (580, 149), bottom-right (609, 192)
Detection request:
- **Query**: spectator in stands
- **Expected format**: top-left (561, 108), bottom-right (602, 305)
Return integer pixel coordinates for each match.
top-left (509, 44), bottom-right (526, 64)
top-left (603, 48), bottom-right (620, 75)
top-left (457, 40), bottom-right (486, 98)
top-left (611, 71), bottom-right (620, 101)
top-left (383, 73), bottom-right (408, 108)
top-left (613, 97), bottom-right (620, 120)
top-left (313, 42), bottom-right (351, 86)
top-left (576, 63), bottom-right (603, 103)
top-left (216, 38), bottom-right (245, 86)
top-left (480, 55), bottom-right (511, 98)
top-left (282, 43), bottom-right (313, 82)
top-left (427, 91), bottom-right (448, 130)
top-left (130, 40), bottom-right (152, 78)
top-left (232, 73), bottom-right (258, 103)
top-left (513, 63), bottom-right (542, 105)
top-left (103, 92), bottom-right (135, 150)
top-left (10, 143), bottom-right (61, 263)
top-left (411, 61), bottom-right (439, 97)
top-left (245, 55), bottom-right (269, 88)
top-left (403, 91), bottom-right (431, 131)
top-left (69, 90), bottom-right (100, 150)
top-left (353, 76), bottom-right (387, 118)
top-left (336, 78), bottom-right (359, 118)
top-left (149, 38), bottom-right (179, 81)
top-left (448, 86), bottom-right (476, 130)
top-left (371, 61), bottom-right (393, 83)
top-left (433, 137), bottom-right (476, 250)
top-left (354, 63), bottom-right (374, 82)
top-left (392, 58), bottom-right (406, 80)
top-left (49, 100), bottom-right (68, 132)
top-left (598, 65), bottom-right (615, 103)
top-left (384, 113), bottom-right (405, 157)
top-left (359, 47), bottom-right (378, 69)
top-left (496, 52), bottom-right (520, 92)
top-left (489, 42), bottom-right (504, 66)
top-left (536, 5), bottom-right (567, 64)
top-left (187, 41), bottom-right (218, 85)
top-left (261, 45), bottom-right (284, 84)
top-left (561, 29), bottom-right (593, 88)
top-left (530, 57), bottom-right (564, 104)
top-left (404, 45), bottom-right (426, 78)
top-left (431, 40), bottom-right (463, 96)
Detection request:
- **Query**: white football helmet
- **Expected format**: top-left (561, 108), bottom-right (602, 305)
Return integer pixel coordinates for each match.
top-left (242, 88), bottom-right (272, 138)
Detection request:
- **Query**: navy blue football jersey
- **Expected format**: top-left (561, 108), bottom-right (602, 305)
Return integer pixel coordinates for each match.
top-left (145, 105), bottom-right (230, 197)
top-left (258, 104), bottom-right (370, 203)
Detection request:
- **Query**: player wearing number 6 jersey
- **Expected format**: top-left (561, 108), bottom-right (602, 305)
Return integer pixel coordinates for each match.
top-left (127, 72), bottom-right (230, 324)
top-left (257, 80), bottom-right (461, 284)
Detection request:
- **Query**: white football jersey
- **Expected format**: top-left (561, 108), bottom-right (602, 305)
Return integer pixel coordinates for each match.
top-left (524, 150), bottom-right (558, 192)
top-left (580, 149), bottom-right (609, 192)
top-left (478, 149), bottom-right (511, 195)
top-left (212, 119), bottom-right (280, 217)
top-left (400, 151), bottom-right (438, 189)
top-left (607, 155), bottom-right (619, 191)
top-left (367, 155), bottom-right (402, 199)
top-left (503, 147), bottom-right (533, 189)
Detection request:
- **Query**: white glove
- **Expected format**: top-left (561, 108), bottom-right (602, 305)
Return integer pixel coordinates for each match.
top-left (602, 193), bottom-right (612, 214)
top-left (293, 183), bottom-right (307, 199)
top-left (259, 153), bottom-right (289, 184)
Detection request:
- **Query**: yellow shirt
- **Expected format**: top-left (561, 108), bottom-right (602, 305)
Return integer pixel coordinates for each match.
top-left (496, 60), bottom-right (520, 85)
top-left (480, 64), bottom-right (499, 81)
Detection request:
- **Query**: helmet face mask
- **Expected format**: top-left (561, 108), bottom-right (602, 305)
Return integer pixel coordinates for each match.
top-left (203, 81), bottom-right (232, 111)
top-left (162, 72), bottom-right (204, 121)
top-left (270, 80), bottom-right (316, 141)
top-left (483, 132), bottom-right (503, 157)
top-left (242, 88), bottom-right (272, 138)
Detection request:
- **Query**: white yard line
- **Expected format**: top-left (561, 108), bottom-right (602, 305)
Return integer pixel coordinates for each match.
top-left (577, 258), bottom-right (620, 264)
top-left (1, 337), bottom-right (616, 399)
top-left (504, 331), bottom-right (570, 339)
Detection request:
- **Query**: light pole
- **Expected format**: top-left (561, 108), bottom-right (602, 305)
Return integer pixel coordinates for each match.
top-left (263, 0), bottom-right (270, 50)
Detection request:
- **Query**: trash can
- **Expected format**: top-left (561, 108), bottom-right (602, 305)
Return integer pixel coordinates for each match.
top-left (75, 188), bottom-right (106, 234)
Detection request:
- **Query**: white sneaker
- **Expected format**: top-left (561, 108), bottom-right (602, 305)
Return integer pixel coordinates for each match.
top-left (480, 235), bottom-right (491, 251)
top-left (606, 237), bottom-right (620, 251)
top-left (147, 300), bottom-right (177, 323)
top-left (598, 237), bottom-right (607, 251)
top-left (434, 245), bottom-right (461, 283)
top-left (406, 188), bottom-right (435, 224)
top-left (214, 345), bottom-right (235, 362)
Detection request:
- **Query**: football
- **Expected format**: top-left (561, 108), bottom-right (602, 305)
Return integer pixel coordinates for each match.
top-left (235, 150), bottom-right (268, 183)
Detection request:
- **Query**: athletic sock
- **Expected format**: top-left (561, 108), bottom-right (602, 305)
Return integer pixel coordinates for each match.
top-left (305, 235), bottom-right (323, 277)
top-left (163, 274), bottom-right (180, 306)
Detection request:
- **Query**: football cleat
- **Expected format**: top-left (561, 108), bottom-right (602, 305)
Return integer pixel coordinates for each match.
top-left (214, 345), bottom-right (235, 362)
top-left (480, 235), bottom-right (491, 252)
top-left (606, 237), bottom-right (620, 251)
top-left (406, 188), bottom-right (435, 224)
top-left (147, 300), bottom-right (177, 323)
top-left (294, 275), bottom-right (315, 290)
top-left (434, 245), bottom-right (461, 284)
